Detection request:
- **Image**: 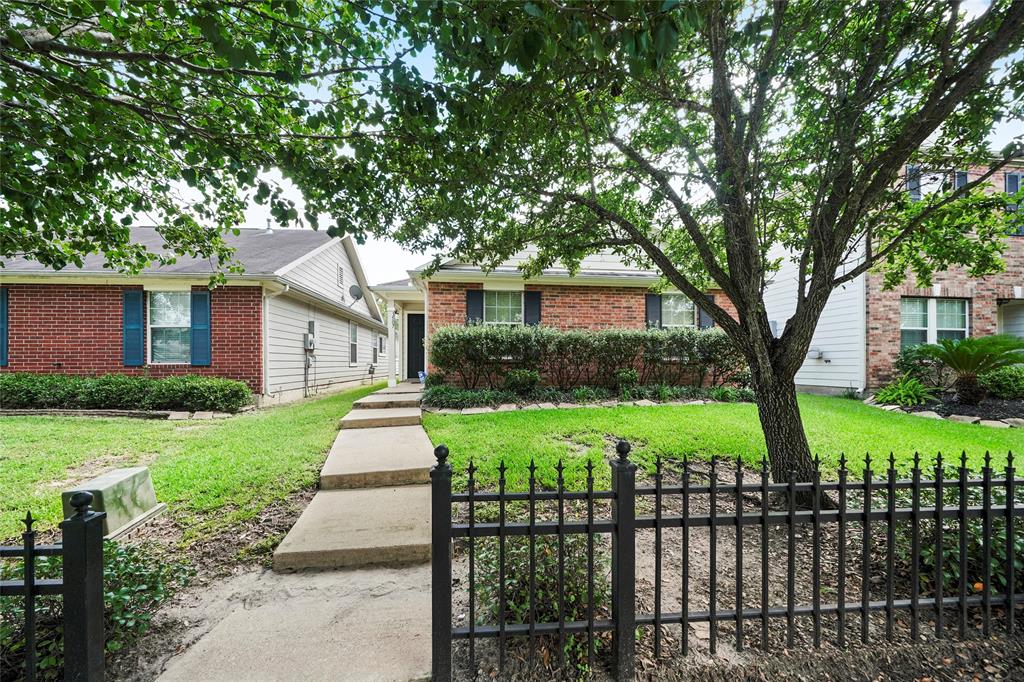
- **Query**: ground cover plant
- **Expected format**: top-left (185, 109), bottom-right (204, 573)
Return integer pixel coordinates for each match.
top-left (0, 373), bottom-right (253, 413)
top-left (423, 395), bottom-right (1023, 492)
top-left (422, 383), bottom-right (754, 409)
top-left (0, 383), bottom-right (381, 539)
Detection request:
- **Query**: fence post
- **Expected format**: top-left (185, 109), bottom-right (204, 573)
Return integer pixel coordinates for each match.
top-left (60, 491), bottom-right (105, 682)
top-left (431, 444), bottom-right (453, 682)
top-left (611, 440), bottom-right (636, 682)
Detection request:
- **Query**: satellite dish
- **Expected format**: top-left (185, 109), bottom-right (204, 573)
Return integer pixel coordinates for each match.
top-left (349, 285), bottom-right (364, 301)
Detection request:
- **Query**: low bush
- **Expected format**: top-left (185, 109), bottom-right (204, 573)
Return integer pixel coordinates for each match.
top-left (475, 533), bottom-right (610, 677)
top-left (0, 373), bottom-right (253, 412)
top-left (422, 385), bottom-right (517, 408)
top-left (424, 372), bottom-right (446, 388)
top-left (613, 367), bottom-right (639, 390)
top-left (0, 541), bottom-right (192, 680)
top-left (422, 383), bottom-right (754, 408)
top-left (893, 345), bottom-right (955, 389)
top-left (979, 365), bottom-right (1024, 400)
top-left (503, 369), bottom-right (541, 394)
top-left (428, 325), bottom-right (747, 391)
top-left (873, 375), bottom-right (933, 407)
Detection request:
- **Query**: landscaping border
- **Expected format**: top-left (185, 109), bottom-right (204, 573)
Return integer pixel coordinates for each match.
top-left (862, 399), bottom-right (1024, 428)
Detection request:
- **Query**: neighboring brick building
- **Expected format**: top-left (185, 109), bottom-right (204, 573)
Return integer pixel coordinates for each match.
top-left (764, 163), bottom-right (1024, 394)
top-left (1, 227), bottom-right (387, 404)
top-left (372, 248), bottom-right (738, 383)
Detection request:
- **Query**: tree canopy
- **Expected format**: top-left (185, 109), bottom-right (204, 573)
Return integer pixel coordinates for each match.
top-left (1, 0), bottom-right (400, 273)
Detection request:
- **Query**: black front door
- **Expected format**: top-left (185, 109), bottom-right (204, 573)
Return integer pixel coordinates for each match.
top-left (407, 313), bottom-right (425, 379)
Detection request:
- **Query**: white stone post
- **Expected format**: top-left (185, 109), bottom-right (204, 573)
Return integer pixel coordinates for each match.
top-left (387, 305), bottom-right (397, 387)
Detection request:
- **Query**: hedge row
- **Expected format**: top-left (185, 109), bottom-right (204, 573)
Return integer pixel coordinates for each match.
top-left (0, 373), bottom-right (254, 413)
top-left (428, 325), bottom-right (747, 390)
top-left (422, 383), bottom-right (755, 408)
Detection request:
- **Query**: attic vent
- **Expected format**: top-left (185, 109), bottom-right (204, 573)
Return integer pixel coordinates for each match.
top-left (337, 265), bottom-right (345, 293)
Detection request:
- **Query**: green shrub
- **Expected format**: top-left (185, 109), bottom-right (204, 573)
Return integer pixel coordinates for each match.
top-left (874, 375), bottom-right (934, 407)
top-left (503, 369), bottom-right (541, 394)
top-left (475, 533), bottom-right (609, 677)
top-left (0, 541), bottom-right (192, 680)
top-left (570, 386), bottom-right (600, 403)
top-left (921, 334), bottom-right (1024, 405)
top-left (0, 373), bottom-right (253, 412)
top-left (613, 367), bottom-right (638, 389)
top-left (979, 365), bottom-right (1024, 400)
top-left (424, 372), bottom-right (446, 388)
top-left (893, 345), bottom-right (954, 389)
top-left (422, 385), bottom-right (516, 408)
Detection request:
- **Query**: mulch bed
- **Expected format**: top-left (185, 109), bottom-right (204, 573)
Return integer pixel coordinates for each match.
top-left (905, 396), bottom-right (1024, 420)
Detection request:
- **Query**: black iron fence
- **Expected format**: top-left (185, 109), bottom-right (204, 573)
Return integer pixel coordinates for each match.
top-left (431, 443), bottom-right (1023, 681)
top-left (1, 492), bottom-right (106, 682)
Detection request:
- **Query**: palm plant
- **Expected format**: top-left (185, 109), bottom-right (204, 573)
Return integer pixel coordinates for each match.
top-left (921, 335), bottom-right (1024, 405)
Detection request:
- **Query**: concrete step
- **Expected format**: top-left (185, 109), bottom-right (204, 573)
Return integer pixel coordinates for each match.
top-left (353, 393), bottom-right (422, 410)
top-left (273, 486), bottom-right (431, 572)
top-left (340, 407), bottom-right (421, 429)
top-left (379, 382), bottom-right (424, 395)
top-left (321, 425), bottom-right (434, 489)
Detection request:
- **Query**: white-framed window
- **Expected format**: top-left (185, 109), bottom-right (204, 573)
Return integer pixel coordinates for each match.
top-left (900, 297), bottom-right (969, 349)
top-left (372, 332), bottom-right (379, 364)
top-left (349, 321), bottom-right (358, 365)
top-left (149, 291), bottom-right (191, 364)
top-left (662, 293), bottom-right (697, 328)
top-left (483, 290), bottom-right (523, 325)
top-left (378, 335), bottom-right (386, 353)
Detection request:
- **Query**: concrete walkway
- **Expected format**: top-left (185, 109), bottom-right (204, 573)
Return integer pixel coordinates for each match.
top-left (157, 381), bottom-right (433, 681)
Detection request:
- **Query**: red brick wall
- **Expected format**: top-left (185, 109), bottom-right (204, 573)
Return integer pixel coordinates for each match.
top-left (427, 281), bottom-right (736, 335)
top-left (1, 284), bottom-right (263, 392)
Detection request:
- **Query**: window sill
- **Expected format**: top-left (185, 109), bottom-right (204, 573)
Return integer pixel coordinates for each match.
top-left (147, 361), bottom-right (192, 366)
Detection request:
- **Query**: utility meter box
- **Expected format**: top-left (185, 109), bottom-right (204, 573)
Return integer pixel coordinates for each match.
top-left (304, 321), bottom-right (316, 351)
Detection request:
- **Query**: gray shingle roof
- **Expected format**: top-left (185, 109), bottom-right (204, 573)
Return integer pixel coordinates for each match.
top-left (1, 226), bottom-right (333, 276)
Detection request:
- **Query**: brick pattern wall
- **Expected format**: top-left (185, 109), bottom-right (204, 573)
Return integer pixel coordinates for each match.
top-left (865, 239), bottom-right (1024, 388)
top-left (427, 281), bottom-right (736, 335)
top-left (1, 284), bottom-right (263, 392)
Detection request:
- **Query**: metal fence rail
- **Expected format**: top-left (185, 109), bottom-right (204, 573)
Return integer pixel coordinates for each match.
top-left (1, 492), bottom-right (106, 682)
top-left (431, 444), bottom-right (1023, 681)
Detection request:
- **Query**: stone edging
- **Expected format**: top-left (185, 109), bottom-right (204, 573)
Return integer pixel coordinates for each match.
top-left (0, 408), bottom-right (236, 420)
top-left (862, 399), bottom-right (1023, 429)
top-left (423, 398), bottom-right (721, 415)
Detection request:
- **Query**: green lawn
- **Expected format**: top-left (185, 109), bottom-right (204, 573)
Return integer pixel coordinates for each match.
top-left (423, 395), bottom-right (1024, 491)
top-left (0, 383), bottom-right (382, 539)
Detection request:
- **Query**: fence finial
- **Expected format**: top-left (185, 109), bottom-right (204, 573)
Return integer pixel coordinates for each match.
top-left (434, 444), bottom-right (449, 465)
top-left (69, 491), bottom-right (93, 515)
top-left (23, 510), bottom-right (34, 532)
top-left (616, 439), bottom-right (631, 461)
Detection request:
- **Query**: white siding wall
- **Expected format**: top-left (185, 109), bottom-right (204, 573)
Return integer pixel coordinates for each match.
top-left (266, 295), bottom-right (376, 397)
top-left (762, 246), bottom-right (867, 391)
top-left (282, 240), bottom-right (372, 317)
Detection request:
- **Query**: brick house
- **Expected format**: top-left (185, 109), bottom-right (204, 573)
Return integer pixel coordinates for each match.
top-left (371, 250), bottom-right (737, 384)
top-left (0, 227), bottom-right (387, 404)
top-left (764, 163), bottom-right (1024, 393)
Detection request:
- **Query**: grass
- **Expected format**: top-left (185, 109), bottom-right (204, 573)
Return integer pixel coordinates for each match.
top-left (422, 394), bottom-right (1024, 491)
top-left (0, 383), bottom-right (382, 539)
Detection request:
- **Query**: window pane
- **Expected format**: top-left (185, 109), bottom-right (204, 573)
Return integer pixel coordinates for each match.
top-left (483, 291), bottom-right (522, 324)
top-left (936, 299), bottom-right (966, 330)
top-left (663, 294), bottom-right (695, 327)
top-left (937, 329), bottom-right (966, 342)
top-left (151, 327), bottom-right (190, 363)
top-left (900, 329), bottom-right (928, 349)
top-left (150, 292), bottom-right (191, 326)
top-left (900, 298), bottom-right (928, 329)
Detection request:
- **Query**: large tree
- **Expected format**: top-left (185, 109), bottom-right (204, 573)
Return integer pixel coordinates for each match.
top-left (344, 1), bottom-right (1024, 483)
top-left (0, 0), bottom-right (399, 274)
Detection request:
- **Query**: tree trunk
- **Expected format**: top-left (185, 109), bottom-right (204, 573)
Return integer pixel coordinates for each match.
top-left (749, 372), bottom-right (817, 485)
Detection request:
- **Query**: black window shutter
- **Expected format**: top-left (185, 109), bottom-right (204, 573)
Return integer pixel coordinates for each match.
top-left (524, 291), bottom-right (541, 325)
top-left (645, 293), bottom-right (662, 329)
top-left (466, 289), bottom-right (483, 325)
top-left (698, 294), bottom-right (715, 329)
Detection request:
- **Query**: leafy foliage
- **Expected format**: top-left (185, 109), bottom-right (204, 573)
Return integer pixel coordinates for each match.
top-left (475, 533), bottom-right (610, 677)
top-left (1, 1), bottom-right (399, 273)
top-left (979, 365), bottom-right (1024, 400)
top-left (893, 345), bottom-right (956, 390)
top-left (0, 541), bottom-right (191, 680)
top-left (422, 383), bottom-right (753, 409)
top-left (874, 375), bottom-right (934, 407)
top-left (0, 373), bottom-right (253, 412)
top-left (503, 368), bottom-right (541, 394)
top-left (428, 325), bottom-right (746, 391)
top-left (921, 335), bottom-right (1024, 404)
